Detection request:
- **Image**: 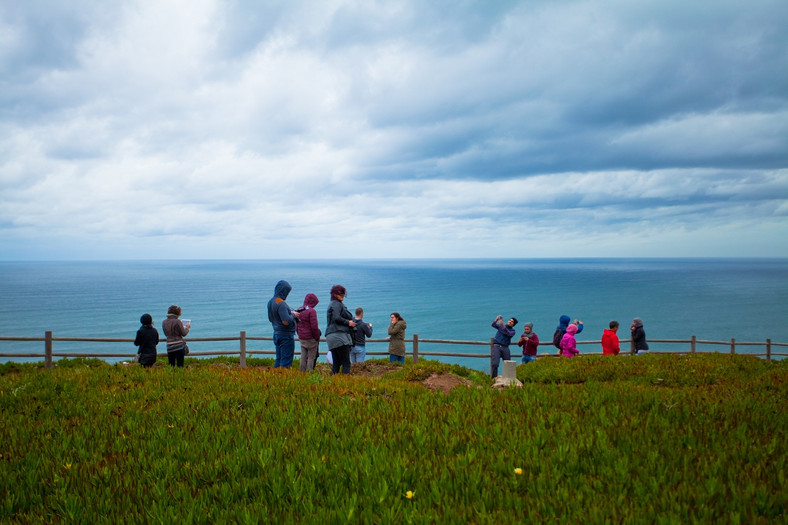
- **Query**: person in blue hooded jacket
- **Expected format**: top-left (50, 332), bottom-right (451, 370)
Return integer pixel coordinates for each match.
top-left (552, 315), bottom-right (583, 352)
top-left (490, 314), bottom-right (517, 378)
top-left (267, 280), bottom-right (299, 368)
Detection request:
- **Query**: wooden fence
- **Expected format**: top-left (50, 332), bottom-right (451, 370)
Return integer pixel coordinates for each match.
top-left (0, 332), bottom-right (785, 372)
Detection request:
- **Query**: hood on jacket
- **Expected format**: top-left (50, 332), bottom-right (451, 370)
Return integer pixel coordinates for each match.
top-left (140, 313), bottom-right (153, 326)
top-left (274, 280), bottom-right (292, 300)
top-left (566, 323), bottom-right (578, 335)
top-left (557, 315), bottom-right (571, 329)
top-left (303, 293), bottom-right (319, 308)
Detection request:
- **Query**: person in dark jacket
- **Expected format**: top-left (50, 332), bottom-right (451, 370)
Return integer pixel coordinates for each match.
top-left (325, 285), bottom-right (356, 374)
top-left (490, 315), bottom-right (517, 377)
top-left (631, 317), bottom-right (649, 354)
top-left (296, 293), bottom-right (321, 372)
top-left (351, 307), bottom-right (373, 364)
top-left (162, 305), bottom-right (190, 367)
top-left (267, 280), bottom-right (299, 368)
top-left (134, 313), bottom-right (159, 367)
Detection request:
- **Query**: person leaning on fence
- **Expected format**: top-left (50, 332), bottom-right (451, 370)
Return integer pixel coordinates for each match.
top-left (134, 313), bottom-right (159, 368)
top-left (325, 285), bottom-right (355, 375)
top-left (490, 315), bottom-right (517, 377)
top-left (560, 323), bottom-right (579, 357)
top-left (296, 293), bottom-right (321, 372)
top-left (517, 322), bottom-right (539, 364)
top-left (631, 317), bottom-right (649, 354)
top-left (601, 320), bottom-right (620, 356)
top-left (162, 305), bottom-right (190, 367)
top-left (351, 307), bottom-right (373, 364)
top-left (387, 312), bottom-right (407, 364)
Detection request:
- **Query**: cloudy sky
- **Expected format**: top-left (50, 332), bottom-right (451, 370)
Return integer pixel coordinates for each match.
top-left (1, 0), bottom-right (787, 260)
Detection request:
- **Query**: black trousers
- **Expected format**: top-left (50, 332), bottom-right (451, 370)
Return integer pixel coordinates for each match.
top-left (168, 349), bottom-right (185, 367)
top-left (331, 344), bottom-right (351, 374)
top-left (138, 353), bottom-right (157, 368)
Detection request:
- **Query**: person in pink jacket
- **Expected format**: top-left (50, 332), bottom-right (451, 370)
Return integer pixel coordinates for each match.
top-left (560, 323), bottom-right (580, 357)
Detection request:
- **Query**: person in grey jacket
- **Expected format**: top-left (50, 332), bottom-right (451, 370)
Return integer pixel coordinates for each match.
top-left (325, 285), bottom-right (356, 374)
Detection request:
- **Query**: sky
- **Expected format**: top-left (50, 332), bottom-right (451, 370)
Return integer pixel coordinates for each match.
top-left (1, 0), bottom-right (787, 260)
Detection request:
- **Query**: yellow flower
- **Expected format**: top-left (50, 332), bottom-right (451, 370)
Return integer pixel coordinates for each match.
top-left (514, 468), bottom-right (523, 475)
top-left (63, 463), bottom-right (72, 470)
top-left (406, 490), bottom-right (414, 499)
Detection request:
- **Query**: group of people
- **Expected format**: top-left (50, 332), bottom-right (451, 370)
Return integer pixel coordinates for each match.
top-left (267, 280), bottom-right (407, 375)
top-left (490, 314), bottom-right (649, 377)
top-left (134, 281), bottom-right (649, 376)
top-left (133, 304), bottom-right (191, 368)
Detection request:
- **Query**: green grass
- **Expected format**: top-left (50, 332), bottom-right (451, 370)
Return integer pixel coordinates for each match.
top-left (1, 354), bottom-right (785, 523)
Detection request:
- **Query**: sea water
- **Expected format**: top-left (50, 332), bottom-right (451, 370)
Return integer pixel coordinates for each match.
top-left (1, 258), bottom-right (786, 370)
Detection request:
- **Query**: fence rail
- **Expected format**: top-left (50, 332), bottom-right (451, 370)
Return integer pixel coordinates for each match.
top-left (1, 331), bottom-right (785, 371)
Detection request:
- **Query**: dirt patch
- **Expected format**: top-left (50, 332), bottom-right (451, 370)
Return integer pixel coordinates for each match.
top-left (421, 373), bottom-right (474, 394)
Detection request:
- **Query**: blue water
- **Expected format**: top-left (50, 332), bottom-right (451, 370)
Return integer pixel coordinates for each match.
top-left (1, 259), bottom-right (786, 369)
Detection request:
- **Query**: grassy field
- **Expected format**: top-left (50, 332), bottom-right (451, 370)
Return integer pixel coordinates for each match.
top-left (1, 354), bottom-right (785, 523)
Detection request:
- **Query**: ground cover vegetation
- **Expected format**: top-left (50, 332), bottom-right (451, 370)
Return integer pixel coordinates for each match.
top-left (0, 354), bottom-right (785, 523)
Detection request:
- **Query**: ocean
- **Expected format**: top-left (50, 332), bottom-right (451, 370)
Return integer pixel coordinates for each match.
top-left (1, 258), bottom-right (786, 370)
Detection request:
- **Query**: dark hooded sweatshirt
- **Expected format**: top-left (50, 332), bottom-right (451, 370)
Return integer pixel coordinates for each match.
top-left (267, 280), bottom-right (296, 334)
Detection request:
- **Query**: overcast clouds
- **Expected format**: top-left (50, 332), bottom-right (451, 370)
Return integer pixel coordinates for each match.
top-left (1, 0), bottom-right (787, 260)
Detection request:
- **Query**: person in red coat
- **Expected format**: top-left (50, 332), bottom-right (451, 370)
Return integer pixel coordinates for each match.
top-left (601, 320), bottom-right (620, 356)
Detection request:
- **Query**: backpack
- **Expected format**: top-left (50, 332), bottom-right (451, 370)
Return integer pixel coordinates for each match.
top-left (552, 328), bottom-right (563, 349)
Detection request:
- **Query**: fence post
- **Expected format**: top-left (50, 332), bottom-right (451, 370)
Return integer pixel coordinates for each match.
top-left (630, 337), bottom-right (635, 356)
top-left (766, 338), bottom-right (771, 362)
top-left (691, 335), bottom-right (696, 354)
top-left (412, 333), bottom-right (419, 364)
top-left (730, 338), bottom-right (735, 355)
top-left (240, 331), bottom-right (247, 369)
top-left (45, 331), bottom-right (53, 369)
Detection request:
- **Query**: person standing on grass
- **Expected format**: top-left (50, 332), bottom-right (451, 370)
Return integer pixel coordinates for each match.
top-left (560, 323), bottom-right (580, 357)
top-left (351, 307), bottom-right (373, 364)
top-left (517, 322), bottom-right (539, 364)
top-left (325, 285), bottom-right (355, 374)
top-left (162, 305), bottom-right (190, 367)
top-left (296, 293), bottom-right (321, 371)
top-left (134, 313), bottom-right (159, 368)
top-left (631, 317), bottom-right (649, 354)
top-left (552, 315), bottom-right (584, 352)
top-left (490, 315), bottom-right (517, 377)
top-left (387, 312), bottom-right (407, 364)
top-left (601, 320), bottom-right (621, 356)
top-left (267, 280), bottom-right (299, 368)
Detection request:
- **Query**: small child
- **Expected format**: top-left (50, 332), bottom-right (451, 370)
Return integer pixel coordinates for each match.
top-left (601, 320), bottom-right (620, 356)
top-left (560, 323), bottom-right (579, 357)
top-left (134, 313), bottom-right (159, 367)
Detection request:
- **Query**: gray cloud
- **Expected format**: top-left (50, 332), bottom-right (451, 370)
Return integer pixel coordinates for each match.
top-left (0, 0), bottom-right (786, 259)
